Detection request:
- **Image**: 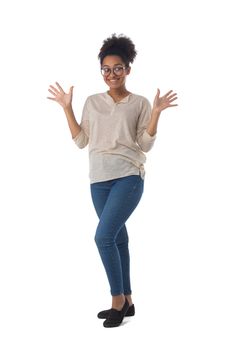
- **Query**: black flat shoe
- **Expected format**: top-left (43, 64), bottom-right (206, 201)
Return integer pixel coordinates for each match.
top-left (97, 303), bottom-right (135, 319)
top-left (103, 299), bottom-right (129, 328)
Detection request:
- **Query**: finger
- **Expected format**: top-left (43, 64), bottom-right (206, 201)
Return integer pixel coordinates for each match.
top-left (55, 82), bottom-right (65, 93)
top-left (49, 85), bottom-right (60, 94)
top-left (169, 97), bottom-right (178, 103)
top-left (69, 86), bottom-right (74, 94)
top-left (168, 93), bottom-right (177, 99)
top-left (48, 88), bottom-right (57, 96)
top-left (156, 88), bottom-right (160, 96)
top-left (164, 90), bottom-right (173, 97)
top-left (47, 97), bottom-right (56, 100)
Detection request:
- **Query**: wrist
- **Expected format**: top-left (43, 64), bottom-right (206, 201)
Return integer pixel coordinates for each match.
top-left (152, 107), bottom-right (161, 119)
top-left (63, 104), bottom-right (72, 112)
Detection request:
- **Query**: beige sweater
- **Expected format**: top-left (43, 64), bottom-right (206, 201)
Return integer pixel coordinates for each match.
top-left (73, 91), bottom-right (156, 183)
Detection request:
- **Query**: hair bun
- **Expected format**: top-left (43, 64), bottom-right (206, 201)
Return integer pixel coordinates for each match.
top-left (98, 33), bottom-right (137, 66)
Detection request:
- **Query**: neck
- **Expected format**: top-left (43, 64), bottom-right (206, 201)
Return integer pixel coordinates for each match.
top-left (108, 86), bottom-right (129, 97)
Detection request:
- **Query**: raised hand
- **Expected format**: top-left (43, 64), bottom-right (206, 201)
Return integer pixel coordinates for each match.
top-left (153, 89), bottom-right (178, 113)
top-left (47, 82), bottom-right (74, 109)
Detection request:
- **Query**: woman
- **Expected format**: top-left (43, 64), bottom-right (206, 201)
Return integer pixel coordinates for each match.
top-left (47, 33), bottom-right (178, 328)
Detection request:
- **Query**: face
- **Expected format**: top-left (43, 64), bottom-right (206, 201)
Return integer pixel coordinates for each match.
top-left (101, 55), bottom-right (131, 89)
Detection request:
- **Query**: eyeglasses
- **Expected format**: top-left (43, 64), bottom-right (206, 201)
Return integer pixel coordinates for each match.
top-left (100, 65), bottom-right (127, 77)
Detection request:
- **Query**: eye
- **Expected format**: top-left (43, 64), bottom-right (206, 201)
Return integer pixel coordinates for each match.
top-left (101, 67), bottom-right (110, 75)
top-left (114, 66), bottom-right (123, 73)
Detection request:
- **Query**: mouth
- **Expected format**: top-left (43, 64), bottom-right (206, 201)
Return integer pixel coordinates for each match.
top-left (108, 78), bottom-right (120, 82)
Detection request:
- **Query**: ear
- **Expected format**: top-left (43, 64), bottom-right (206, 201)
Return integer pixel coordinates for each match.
top-left (126, 66), bottom-right (131, 75)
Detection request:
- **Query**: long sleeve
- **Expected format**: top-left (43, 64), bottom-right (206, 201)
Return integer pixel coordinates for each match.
top-left (136, 98), bottom-right (156, 152)
top-left (73, 97), bottom-right (90, 149)
top-left (72, 92), bottom-right (156, 183)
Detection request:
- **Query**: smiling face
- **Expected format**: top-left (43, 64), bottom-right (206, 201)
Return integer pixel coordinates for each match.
top-left (101, 55), bottom-right (131, 90)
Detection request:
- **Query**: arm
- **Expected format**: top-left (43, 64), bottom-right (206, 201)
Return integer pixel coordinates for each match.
top-left (136, 99), bottom-right (157, 152)
top-left (47, 82), bottom-right (81, 139)
top-left (63, 105), bottom-right (82, 139)
top-left (147, 89), bottom-right (178, 136)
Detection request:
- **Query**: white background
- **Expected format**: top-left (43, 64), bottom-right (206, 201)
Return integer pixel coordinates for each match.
top-left (0, 0), bottom-right (232, 349)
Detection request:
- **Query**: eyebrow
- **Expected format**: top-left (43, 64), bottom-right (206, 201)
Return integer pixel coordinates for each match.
top-left (101, 64), bottom-right (124, 67)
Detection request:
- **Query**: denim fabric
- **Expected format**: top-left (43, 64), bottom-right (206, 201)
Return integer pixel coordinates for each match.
top-left (90, 175), bottom-right (144, 296)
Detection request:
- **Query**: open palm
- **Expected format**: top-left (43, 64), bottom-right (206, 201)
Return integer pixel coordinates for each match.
top-left (153, 89), bottom-right (178, 113)
top-left (47, 82), bottom-right (73, 109)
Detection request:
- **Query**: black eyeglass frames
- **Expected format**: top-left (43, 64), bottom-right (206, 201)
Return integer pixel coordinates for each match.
top-left (100, 65), bottom-right (128, 77)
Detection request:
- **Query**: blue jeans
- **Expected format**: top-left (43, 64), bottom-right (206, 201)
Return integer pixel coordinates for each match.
top-left (90, 175), bottom-right (144, 296)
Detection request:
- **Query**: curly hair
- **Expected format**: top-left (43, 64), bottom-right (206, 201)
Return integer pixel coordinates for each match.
top-left (98, 33), bottom-right (137, 67)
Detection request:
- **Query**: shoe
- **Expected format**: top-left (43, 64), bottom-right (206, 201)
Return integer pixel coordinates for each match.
top-left (103, 299), bottom-right (129, 328)
top-left (97, 303), bottom-right (135, 319)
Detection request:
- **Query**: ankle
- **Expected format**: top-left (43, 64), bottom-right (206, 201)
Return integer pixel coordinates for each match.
top-left (125, 294), bottom-right (133, 306)
top-left (112, 294), bottom-right (125, 310)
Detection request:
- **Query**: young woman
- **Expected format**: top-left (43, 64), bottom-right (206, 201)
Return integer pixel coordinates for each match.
top-left (47, 33), bottom-right (178, 328)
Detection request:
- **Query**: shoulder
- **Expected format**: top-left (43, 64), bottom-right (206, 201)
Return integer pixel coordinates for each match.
top-left (131, 93), bottom-right (150, 103)
top-left (83, 92), bottom-right (106, 107)
top-left (85, 92), bottom-right (106, 101)
top-left (82, 93), bottom-right (106, 110)
top-left (130, 93), bottom-right (151, 108)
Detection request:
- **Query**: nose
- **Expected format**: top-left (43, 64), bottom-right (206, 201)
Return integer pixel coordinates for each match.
top-left (109, 69), bottom-right (117, 78)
